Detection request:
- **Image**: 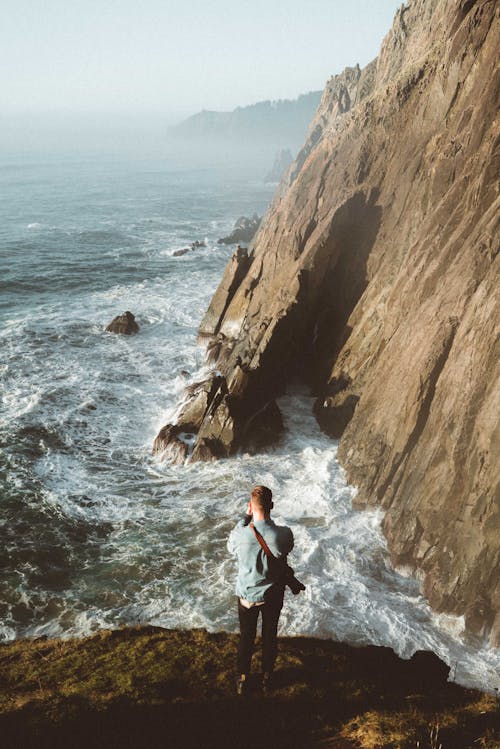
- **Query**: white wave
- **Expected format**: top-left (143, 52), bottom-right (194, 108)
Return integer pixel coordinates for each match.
top-left (2, 164), bottom-right (498, 695)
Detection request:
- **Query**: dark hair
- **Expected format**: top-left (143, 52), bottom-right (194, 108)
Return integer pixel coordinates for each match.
top-left (251, 485), bottom-right (273, 512)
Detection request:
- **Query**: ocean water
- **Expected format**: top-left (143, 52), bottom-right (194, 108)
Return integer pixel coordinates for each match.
top-left (1, 153), bottom-right (499, 693)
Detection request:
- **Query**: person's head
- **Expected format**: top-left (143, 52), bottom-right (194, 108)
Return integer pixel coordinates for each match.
top-left (250, 485), bottom-right (273, 517)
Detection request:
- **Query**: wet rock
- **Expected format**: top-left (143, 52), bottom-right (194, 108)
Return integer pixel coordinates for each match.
top-left (217, 215), bottom-right (261, 245)
top-left (173, 240), bottom-right (206, 257)
top-left (177, 376), bottom-right (226, 430)
top-left (152, 424), bottom-right (190, 464)
top-left (105, 311), bottom-right (139, 335)
top-left (190, 437), bottom-right (226, 462)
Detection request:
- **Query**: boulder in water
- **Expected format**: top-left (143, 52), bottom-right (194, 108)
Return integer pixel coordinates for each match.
top-left (173, 240), bottom-right (206, 257)
top-left (105, 311), bottom-right (139, 335)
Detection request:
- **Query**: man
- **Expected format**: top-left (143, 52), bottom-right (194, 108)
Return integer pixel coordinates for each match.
top-left (227, 485), bottom-right (294, 696)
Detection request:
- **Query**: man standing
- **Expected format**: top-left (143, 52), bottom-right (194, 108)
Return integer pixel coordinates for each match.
top-left (227, 485), bottom-right (294, 696)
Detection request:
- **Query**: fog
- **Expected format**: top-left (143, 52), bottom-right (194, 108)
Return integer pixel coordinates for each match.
top-left (1, 113), bottom-right (288, 177)
top-left (1, 0), bottom-right (402, 171)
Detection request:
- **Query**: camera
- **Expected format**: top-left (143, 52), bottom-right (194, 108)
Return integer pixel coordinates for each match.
top-left (282, 564), bottom-right (306, 595)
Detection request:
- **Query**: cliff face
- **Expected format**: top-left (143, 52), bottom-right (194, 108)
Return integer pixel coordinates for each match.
top-left (155, 0), bottom-right (500, 641)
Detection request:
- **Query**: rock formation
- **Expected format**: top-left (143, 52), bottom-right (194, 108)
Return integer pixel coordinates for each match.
top-left (155, 0), bottom-right (499, 642)
top-left (106, 311), bottom-right (139, 335)
top-left (217, 215), bottom-right (261, 245)
top-left (173, 240), bottom-right (207, 257)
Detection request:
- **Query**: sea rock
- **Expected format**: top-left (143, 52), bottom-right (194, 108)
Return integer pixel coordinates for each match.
top-left (152, 424), bottom-right (189, 464)
top-left (173, 240), bottom-right (206, 257)
top-left (217, 215), bottom-right (261, 245)
top-left (105, 311), bottom-right (139, 335)
top-left (265, 148), bottom-right (293, 183)
top-left (177, 376), bottom-right (226, 430)
top-left (159, 0), bottom-right (500, 639)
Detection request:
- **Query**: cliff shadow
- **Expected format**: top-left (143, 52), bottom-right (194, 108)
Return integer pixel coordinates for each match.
top-left (304, 188), bottom-right (382, 392)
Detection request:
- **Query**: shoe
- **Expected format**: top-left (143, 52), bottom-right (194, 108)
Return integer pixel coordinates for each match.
top-left (261, 672), bottom-right (272, 697)
top-left (236, 674), bottom-right (248, 697)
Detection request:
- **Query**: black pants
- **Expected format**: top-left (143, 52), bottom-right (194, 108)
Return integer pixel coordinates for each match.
top-left (237, 586), bottom-right (284, 675)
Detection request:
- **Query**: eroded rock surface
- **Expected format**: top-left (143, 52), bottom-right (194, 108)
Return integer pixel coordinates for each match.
top-left (106, 311), bottom-right (139, 335)
top-left (155, 0), bottom-right (499, 640)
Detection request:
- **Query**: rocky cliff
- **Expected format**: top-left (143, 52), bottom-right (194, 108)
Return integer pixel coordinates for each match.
top-left (155, 0), bottom-right (500, 643)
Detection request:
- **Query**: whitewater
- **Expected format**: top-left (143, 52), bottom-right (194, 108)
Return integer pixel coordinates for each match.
top-left (1, 153), bottom-right (499, 694)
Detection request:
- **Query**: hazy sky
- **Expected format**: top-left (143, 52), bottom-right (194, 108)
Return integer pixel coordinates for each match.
top-left (3, 0), bottom-right (401, 120)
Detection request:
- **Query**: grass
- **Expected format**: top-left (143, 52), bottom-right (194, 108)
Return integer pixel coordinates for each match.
top-left (0, 627), bottom-right (498, 748)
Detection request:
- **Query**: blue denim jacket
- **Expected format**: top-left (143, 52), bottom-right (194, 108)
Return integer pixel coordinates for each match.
top-left (227, 514), bottom-right (294, 602)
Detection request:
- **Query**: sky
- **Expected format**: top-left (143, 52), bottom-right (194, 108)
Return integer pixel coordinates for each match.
top-left (2, 0), bottom-right (402, 121)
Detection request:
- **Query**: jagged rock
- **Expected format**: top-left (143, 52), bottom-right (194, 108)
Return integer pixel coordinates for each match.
top-left (199, 246), bottom-right (252, 338)
top-left (105, 311), bottom-right (139, 335)
top-left (177, 376), bottom-right (226, 430)
top-left (173, 240), bottom-right (206, 257)
top-left (160, 0), bottom-right (499, 639)
top-left (217, 215), bottom-right (261, 245)
top-left (152, 424), bottom-right (190, 464)
top-left (265, 148), bottom-right (294, 183)
top-left (190, 437), bottom-right (226, 462)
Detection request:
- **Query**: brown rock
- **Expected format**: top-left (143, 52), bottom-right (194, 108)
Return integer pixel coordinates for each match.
top-left (199, 246), bottom-right (252, 338)
top-left (152, 424), bottom-right (190, 464)
top-left (177, 376), bottom-right (226, 430)
top-left (157, 0), bottom-right (499, 639)
top-left (105, 311), bottom-right (139, 335)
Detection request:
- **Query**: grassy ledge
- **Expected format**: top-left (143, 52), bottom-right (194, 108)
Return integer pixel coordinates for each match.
top-left (0, 627), bottom-right (498, 748)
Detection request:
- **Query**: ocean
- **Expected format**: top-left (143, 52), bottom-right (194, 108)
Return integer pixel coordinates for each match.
top-left (1, 151), bottom-right (499, 693)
